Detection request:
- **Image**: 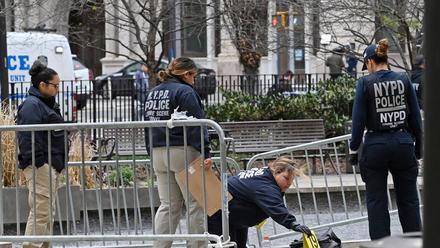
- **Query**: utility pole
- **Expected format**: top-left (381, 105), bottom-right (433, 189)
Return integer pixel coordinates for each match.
top-left (272, 11), bottom-right (288, 74)
top-left (288, 5), bottom-right (295, 73)
top-left (0, 0), bottom-right (9, 106)
top-left (272, 10), bottom-right (297, 74)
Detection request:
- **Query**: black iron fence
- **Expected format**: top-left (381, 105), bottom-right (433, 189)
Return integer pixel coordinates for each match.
top-left (8, 80), bottom-right (92, 123)
top-left (8, 73), bottom-right (364, 123)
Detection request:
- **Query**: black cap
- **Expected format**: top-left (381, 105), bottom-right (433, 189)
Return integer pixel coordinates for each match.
top-left (361, 44), bottom-right (377, 71)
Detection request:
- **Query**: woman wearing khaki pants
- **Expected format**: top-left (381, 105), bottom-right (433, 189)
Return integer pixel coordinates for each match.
top-left (144, 57), bottom-right (211, 248)
top-left (17, 60), bottom-right (67, 248)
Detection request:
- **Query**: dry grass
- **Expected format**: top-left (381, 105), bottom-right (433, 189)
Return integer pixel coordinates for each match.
top-left (1, 106), bottom-right (96, 188)
top-left (0, 106), bottom-right (24, 187)
top-left (68, 131), bottom-right (95, 188)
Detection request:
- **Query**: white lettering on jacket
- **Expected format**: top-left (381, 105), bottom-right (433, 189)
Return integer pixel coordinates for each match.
top-left (238, 167), bottom-right (266, 179)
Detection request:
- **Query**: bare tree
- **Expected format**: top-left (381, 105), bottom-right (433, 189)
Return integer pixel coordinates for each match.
top-left (305, 0), bottom-right (424, 70)
top-left (5, 0), bottom-right (423, 74)
top-left (69, 0), bottom-right (213, 72)
top-left (222, 0), bottom-right (269, 75)
top-left (4, 0), bottom-right (72, 36)
top-left (231, 0), bottom-right (424, 72)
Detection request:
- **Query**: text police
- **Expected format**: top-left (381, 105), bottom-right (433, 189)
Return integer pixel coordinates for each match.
top-left (372, 80), bottom-right (406, 128)
top-left (145, 89), bottom-right (170, 120)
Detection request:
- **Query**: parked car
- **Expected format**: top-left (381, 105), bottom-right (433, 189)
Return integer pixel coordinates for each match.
top-left (72, 55), bottom-right (94, 109)
top-left (94, 60), bottom-right (216, 100)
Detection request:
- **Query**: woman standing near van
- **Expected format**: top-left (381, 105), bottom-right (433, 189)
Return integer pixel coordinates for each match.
top-left (17, 60), bottom-right (67, 248)
top-left (144, 57), bottom-right (211, 248)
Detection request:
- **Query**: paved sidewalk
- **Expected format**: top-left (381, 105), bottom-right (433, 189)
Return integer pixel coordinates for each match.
top-left (286, 174), bottom-right (423, 193)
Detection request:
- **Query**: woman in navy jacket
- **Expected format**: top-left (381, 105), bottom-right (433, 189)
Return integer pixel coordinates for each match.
top-left (17, 60), bottom-right (66, 248)
top-left (208, 157), bottom-right (311, 248)
top-left (144, 57), bottom-right (211, 248)
top-left (350, 39), bottom-right (422, 240)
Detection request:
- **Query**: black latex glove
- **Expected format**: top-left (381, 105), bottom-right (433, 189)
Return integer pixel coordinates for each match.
top-left (291, 222), bottom-right (312, 236)
top-left (349, 153), bottom-right (358, 166)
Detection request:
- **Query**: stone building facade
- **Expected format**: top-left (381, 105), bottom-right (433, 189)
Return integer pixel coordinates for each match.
top-left (4, 0), bottom-right (418, 76)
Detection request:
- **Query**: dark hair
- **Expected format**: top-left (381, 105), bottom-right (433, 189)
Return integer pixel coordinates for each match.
top-left (158, 57), bottom-right (197, 82)
top-left (372, 39), bottom-right (389, 65)
top-left (29, 60), bottom-right (58, 88)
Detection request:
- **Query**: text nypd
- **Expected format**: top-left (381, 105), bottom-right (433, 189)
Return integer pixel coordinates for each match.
top-left (373, 80), bottom-right (406, 127)
top-left (238, 167), bottom-right (266, 179)
top-left (145, 90), bottom-right (170, 120)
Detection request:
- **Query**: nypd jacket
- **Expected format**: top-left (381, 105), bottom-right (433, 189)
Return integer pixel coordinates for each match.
top-left (350, 70), bottom-right (422, 157)
top-left (16, 86), bottom-right (67, 172)
top-left (144, 77), bottom-right (210, 158)
top-left (227, 167), bottom-right (297, 229)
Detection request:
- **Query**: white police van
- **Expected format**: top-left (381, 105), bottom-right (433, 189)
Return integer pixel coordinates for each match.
top-left (6, 32), bottom-right (84, 122)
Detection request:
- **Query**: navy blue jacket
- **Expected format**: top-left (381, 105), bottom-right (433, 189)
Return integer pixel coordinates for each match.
top-left (350, 70), bottom-right (422, 157)
top-left (410, 68), bottom-right (423, 109)
top-left (227, 167), bottom-right (297, 229)
top-left (144, 77), bottom-right (210, 158)
top-left (16, 86), bottom-right (67, 172)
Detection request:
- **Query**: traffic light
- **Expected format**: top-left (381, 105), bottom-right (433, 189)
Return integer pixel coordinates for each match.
top-left (271, 11), bottom-right (289, 29)
top-left (272, 15), bottom-right (280, 27)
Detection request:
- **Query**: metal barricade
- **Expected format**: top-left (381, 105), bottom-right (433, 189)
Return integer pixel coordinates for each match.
top-left (245, 134), bottom-right (423, 245)
top-left (0, 120), bottom-right (233, 247)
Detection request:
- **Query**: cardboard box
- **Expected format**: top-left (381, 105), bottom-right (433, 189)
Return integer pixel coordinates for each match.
top-left (176, 157), bottom-right (232, 216)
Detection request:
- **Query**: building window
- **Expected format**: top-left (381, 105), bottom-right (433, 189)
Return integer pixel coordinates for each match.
top-left (181, 0), bottom-right (207, 57)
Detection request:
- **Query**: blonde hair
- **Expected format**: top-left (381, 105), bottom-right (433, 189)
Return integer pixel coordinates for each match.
top-left (158, 57), bottom-right (197, 82)
top-left (269, 156), bottom-right (301, 177)
top-left (374, 38), bottom-right (389, 62)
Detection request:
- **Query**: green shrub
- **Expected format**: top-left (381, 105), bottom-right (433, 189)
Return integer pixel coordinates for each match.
top-left (205, 91), bottom-right (262, 122)
top-left (205, 76), bottom-right (356, 137)
top-left (109, 165), bottom-right (134, 186)
top-left (316, 76), bottom-right (356, 136)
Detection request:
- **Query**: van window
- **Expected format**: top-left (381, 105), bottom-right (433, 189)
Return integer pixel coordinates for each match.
top-left (73, 58), bottom-right (87, 70)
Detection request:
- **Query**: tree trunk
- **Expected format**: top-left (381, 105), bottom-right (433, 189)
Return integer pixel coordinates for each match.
top-left (240, 57), bottom-right (260, 95)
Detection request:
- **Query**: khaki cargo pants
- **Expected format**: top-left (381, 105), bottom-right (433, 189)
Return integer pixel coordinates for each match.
top-left (22, 164), bottom-right (60, 248)
top-left (153, 146), bottom-right (207, 248)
